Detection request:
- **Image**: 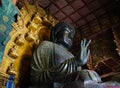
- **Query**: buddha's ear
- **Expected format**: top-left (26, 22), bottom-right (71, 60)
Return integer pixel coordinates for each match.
top-left (50, 29), bottom-right (55, 42)
top-left (52, 37), bottom-right (57, 43)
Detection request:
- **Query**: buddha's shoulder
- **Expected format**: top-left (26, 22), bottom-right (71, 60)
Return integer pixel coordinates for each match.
top-left (41, 41), bottom-right (53, 45)
top-left (38, 41), bottom-right (54, 48)
top-left (38, 41), bottom-right (63, 50)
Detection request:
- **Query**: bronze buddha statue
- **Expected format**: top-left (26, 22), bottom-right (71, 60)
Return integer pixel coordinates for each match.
top-left (30, 22), bottom-right (101, 88)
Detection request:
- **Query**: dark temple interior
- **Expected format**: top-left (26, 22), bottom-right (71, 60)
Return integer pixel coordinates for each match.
top-left (0, 0), bottom-right (120, 87)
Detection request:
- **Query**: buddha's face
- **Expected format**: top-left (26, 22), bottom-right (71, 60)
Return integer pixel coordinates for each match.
top-left (56, 27), bottom-right (75, 49)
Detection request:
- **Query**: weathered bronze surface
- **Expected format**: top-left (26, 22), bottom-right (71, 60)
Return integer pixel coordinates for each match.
top-left (30, 22), bottom-right (96, 88)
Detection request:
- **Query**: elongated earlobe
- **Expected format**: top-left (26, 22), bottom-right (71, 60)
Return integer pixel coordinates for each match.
top-left (54, 38), bottom-right (57, 43)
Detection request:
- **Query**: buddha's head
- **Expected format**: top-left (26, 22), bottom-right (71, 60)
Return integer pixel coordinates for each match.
top-left (51, 22), bottom-right (75, 49)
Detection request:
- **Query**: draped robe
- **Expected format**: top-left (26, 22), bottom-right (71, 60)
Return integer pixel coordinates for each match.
top-left (31, 41), bottom-right (77, 87)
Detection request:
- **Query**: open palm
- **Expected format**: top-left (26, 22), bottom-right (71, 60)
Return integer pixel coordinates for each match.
top-left (79, 39), bottom-right (91, 65)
